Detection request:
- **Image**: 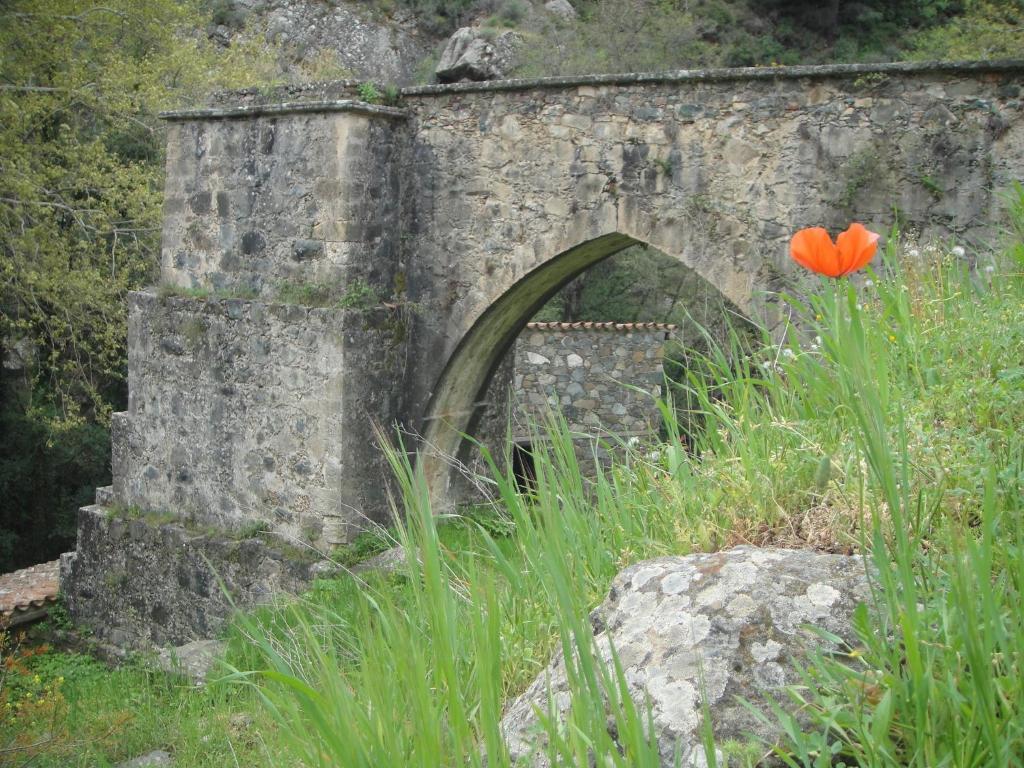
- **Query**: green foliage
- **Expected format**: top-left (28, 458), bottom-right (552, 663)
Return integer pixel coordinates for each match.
top-left (483, 0), bottom-right (529, 28)
top-left (746, 244), bottom-right (1024, 766)
top-left (0, 0), bottom-right (279, 568)
top-left (156, 283), bottom-right (259, 301)
top-left (335, 278), bottom-right (382, 310)
top-left (0, 638), bottom-right (289, 767)
top-left (357, 82), bottom-right (383, 104)
top-left (0, 400), bottom-right (109, 569)
top-left (391, 0), bottom-right (477, 35)
top-left (332, 525), bottom-right (397, 565)
top-left (511, 0), bottom-right (1021, 78)
top-left (909, 0), bottom-right (1024, 59)
top-left (269, 278), bottom-right (385, 309)
top-left (274, 280), bottom-right (336, 307)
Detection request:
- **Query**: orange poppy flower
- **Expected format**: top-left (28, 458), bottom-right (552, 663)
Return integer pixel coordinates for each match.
top-left (790, 223), bottom-right (880, 277)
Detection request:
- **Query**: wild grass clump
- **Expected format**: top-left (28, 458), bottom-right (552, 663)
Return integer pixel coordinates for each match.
top-left (226, 197), bottom-right (1022, 765)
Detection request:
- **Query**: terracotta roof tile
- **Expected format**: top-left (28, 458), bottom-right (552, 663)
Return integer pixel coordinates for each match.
top-left (0, 560), bottom-right (60, 627)
top-left (525, 322), bottom-right (676, 331)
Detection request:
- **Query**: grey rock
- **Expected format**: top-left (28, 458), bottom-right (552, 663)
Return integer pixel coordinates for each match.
top-left (351, 545), bottom-right (407, 575)
top-left (244, 1), bottom-right (437, 84)
top-left (116, 750), bottom-right (174, 768)
top-left (157, 639), bottom-right (226, 685)
top-left (435, 27), bottom-right (518, 83)
top-left (544, 0), bottom-right (577, 19)
top-left (500, 546), bottom-right (870, 766)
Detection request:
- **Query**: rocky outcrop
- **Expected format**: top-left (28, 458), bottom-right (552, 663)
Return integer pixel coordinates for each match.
top-left (500, 547), bottom-right (871, 766)
top-left (544, 0), bottom-right (577, 19)
top-left (212, 0), bottom-right (438, 84)
top-left (435, 27), bottom-right (519, 83)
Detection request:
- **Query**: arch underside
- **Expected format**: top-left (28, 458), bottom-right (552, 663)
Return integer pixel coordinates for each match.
top-left (419, 231), bottom-right (746, 504)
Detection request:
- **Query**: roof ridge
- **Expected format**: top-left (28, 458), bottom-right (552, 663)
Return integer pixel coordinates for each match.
top-left (525, 321), bottom-right (676, 331)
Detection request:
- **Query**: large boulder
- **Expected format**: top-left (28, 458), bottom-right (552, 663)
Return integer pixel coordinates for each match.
top-left (501, 546), bottom-right (871, 766)
top-left (435, 27), bottom-right (518, 83)
top-left (209, 0), bottom-right (437, 85)
top-left (544, 0), bottom-right (577, 19)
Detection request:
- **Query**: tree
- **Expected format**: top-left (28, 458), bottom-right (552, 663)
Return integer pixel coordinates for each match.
top-left (0, 0), bottom-right (276, 570)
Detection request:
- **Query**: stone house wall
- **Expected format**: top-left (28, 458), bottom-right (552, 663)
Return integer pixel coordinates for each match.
top-left (511, 322), bottom-right (673, 439)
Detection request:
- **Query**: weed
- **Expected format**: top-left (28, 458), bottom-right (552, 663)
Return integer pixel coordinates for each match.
top-left (357, 82), bottom-right (382, 104)
top-left (158, 283), bottom-right (211, 300)
top-left (271, 278), bottom-right (382, 309)
top-left (157, 284), bottom-right (259, 301)
top-left (181, 317), bottom-right (206, 346)
top-left (919, 173), bottom-right (943, 199)
top-left (853, 71), bottom-right (889, 89)
top-left (273, 280), bottom-right (334, 306)
top-left (236, 520), bottom-right (271, 539)
top-left (651, 157), bottom-right (675, 177)
top-left (335, 278), bottom-right (380, 310)
top-left (382, 84), bottom-right (401, 106)
top-left (332, 526), bottom-right (396, 566)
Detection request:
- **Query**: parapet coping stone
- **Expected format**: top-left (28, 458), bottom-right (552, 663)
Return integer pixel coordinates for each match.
top-left (161, 59), bottom-right (1024, 120)
top-left (402, 58), bottom-right (1024, 96)
top-left (160, 99), bottom-right (410, 122)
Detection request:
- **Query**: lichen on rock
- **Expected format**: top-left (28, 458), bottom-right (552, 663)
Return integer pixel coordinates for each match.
top-left (500, 546), bottom-right (871, 766)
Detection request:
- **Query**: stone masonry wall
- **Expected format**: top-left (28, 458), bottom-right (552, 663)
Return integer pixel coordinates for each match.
top-left (160, 104), bottom-right (407, 300)
top-left (395, 61), bottom-right (1024, 473)
top-left (62, 61), bottom-right (1024, 648)
top-left (151, 61), bottom-right (1024, 515)
top-left (512, 323), bottom-right (672, 438)
top-left (60, 504), bottom-right (322, 649)
top-left (113, 291), bottom-right (405, 546)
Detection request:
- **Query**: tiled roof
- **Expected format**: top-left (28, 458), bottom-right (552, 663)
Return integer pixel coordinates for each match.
top-left (0, 560), bottom-right (60, 627)
top-left (525, 322), bottom-right (676, 331)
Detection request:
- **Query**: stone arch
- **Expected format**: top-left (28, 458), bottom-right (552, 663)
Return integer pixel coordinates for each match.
top-left (420, 213), bottom-right (763, 503)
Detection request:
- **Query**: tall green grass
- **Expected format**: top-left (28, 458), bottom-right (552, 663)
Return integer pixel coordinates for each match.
top-left (228, 205), bottom-right (1023, 766)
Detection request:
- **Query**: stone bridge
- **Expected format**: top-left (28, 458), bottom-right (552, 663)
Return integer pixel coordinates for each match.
top-left (114, 61), bottom-right (1022, 546)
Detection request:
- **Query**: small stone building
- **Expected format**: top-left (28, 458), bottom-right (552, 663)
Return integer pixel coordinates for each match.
top-left (510, 321), bottom-right (674, 443)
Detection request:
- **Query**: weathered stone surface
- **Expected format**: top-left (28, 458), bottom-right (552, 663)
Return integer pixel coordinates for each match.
top-left (208, 0), bottom-right (437, 84)
top-left (61, 505), bottom-right (320, 648)
top-left (544, 0), bottom-right (577, 19)
top-left (157, 639), bottom-right (227, 685)
top-left (160, 107), bottom-right (406, 298)
top-left (435, 27), bottom-right (518, 83)
top-left (511, 323), bottom-right (670, 438)
top-left (116, 751), bottom-right (174, 768)
top-left (114, 292), bottom-right (404, 544)
top-left (500, 546), bottom-right (870, 766)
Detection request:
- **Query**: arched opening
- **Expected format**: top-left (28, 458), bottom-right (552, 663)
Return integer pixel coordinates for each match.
top-left (419, 231), bottom-right (750, 507)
